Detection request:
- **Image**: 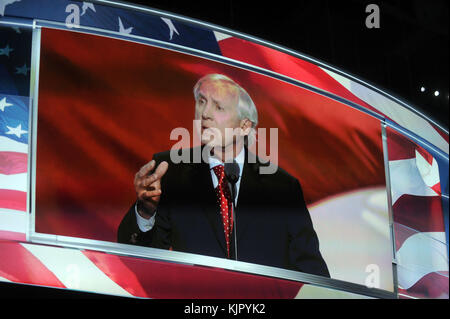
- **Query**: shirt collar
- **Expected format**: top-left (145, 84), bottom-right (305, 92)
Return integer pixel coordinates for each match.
top-left (208, 146), bottom-right (245, 173)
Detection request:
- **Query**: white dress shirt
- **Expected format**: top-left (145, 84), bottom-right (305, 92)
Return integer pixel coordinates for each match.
top-left (135, 147), bottom-right (245, 232)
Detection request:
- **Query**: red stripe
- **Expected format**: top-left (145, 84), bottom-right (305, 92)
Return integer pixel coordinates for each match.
top-left (386, 126), bottom-right (437, 164)
top-left (0, 242), bottom-right (65, 288)
top-left (398, 271), bottom-right (449, 299)
top-left (0, 189), bottom-right (27, 212)
top-left (0, 152), bottom-right (28, 175)
top-left (0, 230), bottom-right (26, 242)
top-left (393, 195), bottom-right (445, 250)
top-left (83, 251), bottom-right (149, 298)
top-left (386, 127), bottom-right (417, 161)
top-left (83, 250), bottom-right (303, 299)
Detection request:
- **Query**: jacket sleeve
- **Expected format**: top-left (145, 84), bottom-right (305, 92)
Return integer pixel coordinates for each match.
top-left (117, 152), bottom-right (171, 249)
top-left (288, 178), bottom-right (331, 278)
top-left (117, 199), bottom-right (172, 249)
top-left (117, 202), bottom-right (155, 246)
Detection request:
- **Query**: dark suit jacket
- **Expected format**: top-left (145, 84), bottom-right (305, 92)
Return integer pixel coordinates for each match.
top-left (118, 146), bottom-right (330, 277)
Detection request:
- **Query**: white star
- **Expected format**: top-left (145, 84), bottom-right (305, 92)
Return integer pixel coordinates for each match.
top-left (15, 63), bottom-right (29, 75)
top-left (118, 17), bottom-right (133, 35)
top-left (161, 17), bottom-right (179, 40)
top-left (0, 97), bottom-right (13, 111)
top-left (5, 123), bottom-right (27, 138)
top-left (0, 44), bottom-right (13, 57)
top-left (0, 0), bottom-right (21, 16)
top-left (81, 2), bottom-right (96, 16)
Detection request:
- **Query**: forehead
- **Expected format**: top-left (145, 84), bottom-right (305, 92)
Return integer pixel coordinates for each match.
top-left (198, 79), bottom-right (239, 102)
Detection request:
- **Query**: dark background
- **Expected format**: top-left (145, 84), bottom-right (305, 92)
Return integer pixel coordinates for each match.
top-left (120, 0), bottom-right (449, 130)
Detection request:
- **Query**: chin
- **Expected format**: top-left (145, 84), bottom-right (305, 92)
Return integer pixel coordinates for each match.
top-left (203, 141), bottom-right (222, 148)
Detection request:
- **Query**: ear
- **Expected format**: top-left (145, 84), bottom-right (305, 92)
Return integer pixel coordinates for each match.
top-left (240, 118), bottom-right (252, 136)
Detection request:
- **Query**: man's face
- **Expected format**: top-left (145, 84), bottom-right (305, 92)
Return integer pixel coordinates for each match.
top-left (195, 79), bottom-right (244, 148)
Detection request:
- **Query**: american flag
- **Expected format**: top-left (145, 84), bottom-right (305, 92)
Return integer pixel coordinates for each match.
top-left (386, 126), bottom-right (448, 298)
top-left (0, 21), bottom-right (31, 242)
top-left (0, 0), bottom-right (448, 298)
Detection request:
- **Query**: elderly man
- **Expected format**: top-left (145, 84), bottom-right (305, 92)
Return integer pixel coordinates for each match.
top-left (118, 74), bottom-right (329, 277)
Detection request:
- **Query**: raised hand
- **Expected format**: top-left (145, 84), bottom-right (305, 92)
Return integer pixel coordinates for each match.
top-left (134, 159), bottom-right (169, 219)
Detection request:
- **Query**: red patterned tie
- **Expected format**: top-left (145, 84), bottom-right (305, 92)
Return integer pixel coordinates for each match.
top-left (212, 165), bottom-right (233, 258)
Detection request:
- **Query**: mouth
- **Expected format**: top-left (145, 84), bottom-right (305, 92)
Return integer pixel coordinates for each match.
top-left (200, 126), bottom-right (217, 143)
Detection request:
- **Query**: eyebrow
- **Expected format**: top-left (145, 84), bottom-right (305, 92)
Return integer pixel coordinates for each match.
top-left (197, 93), bottom-right (221, 106)
top-left (197, 93), bottom-right (207, 101)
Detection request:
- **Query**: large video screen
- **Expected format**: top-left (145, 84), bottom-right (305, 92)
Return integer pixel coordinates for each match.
top-left (34, 28), bottom-right (393, 289)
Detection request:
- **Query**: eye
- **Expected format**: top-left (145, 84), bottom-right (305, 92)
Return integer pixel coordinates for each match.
top-left (216, 103), bottom-right (223, 111)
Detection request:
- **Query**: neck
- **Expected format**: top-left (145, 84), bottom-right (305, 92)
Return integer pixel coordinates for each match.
top-left (210, 140), bottom-right (244, 163)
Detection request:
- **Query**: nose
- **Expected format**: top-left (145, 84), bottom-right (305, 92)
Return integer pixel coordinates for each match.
top-left (201, 100), bottom-right (213, 120)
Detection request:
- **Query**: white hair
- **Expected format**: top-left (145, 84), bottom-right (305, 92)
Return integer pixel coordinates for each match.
top-left (193, 74), bottom-right (258, 146)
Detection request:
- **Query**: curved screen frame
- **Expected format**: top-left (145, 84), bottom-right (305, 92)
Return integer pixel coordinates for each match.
top-left (25, 19), bottom-right (397, 299)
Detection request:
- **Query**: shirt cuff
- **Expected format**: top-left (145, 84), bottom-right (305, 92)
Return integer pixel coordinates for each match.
top-left (135, 203), bottom-right (156, 232)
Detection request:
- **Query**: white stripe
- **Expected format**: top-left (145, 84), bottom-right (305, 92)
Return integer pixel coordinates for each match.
top-left (0, 136), bottom-right (28, 153)
top-left (389, 158), bottom-right (437, 204)
top-left (0, 173), bottom-right (27, 192)
top-left (321, 68), bottom-right (449, 155)
top-left (415, 150), bottom-right (440, 188)
top-left (396, 232), bottom-right (448, 290)
top-left (0, 209), bottom-right (27, 233)
top-left (21, 243), bottom-right (133, 297)
top-left (214, 31), bottom-right (232, 42)
top-left (0, 276), bottom-right (12, 282)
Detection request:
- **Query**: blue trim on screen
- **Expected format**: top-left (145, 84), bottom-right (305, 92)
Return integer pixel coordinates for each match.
top-left (442, 196), bottom-right (449, 257)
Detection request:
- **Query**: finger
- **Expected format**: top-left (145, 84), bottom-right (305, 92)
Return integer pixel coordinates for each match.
top-left (137, 160), bottom-right (156, 178)
top-left (145, 161), bottom-right (169, 185)
top-left (154, 161), bottom-right (169, 179)
top-left (141, 189), bottom-right (162, 199)
top-left (137, 177), bottom-right (153, 190)
top-left (140, 175), bottom-right (161, 188)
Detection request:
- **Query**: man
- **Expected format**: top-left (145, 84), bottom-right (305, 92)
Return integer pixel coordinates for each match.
top-left (118, 74), bottom-right (330, 277)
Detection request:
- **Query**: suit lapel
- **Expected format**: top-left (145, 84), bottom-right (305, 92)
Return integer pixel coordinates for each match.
top-left (234, 150), bottom-right (261, 243)
top-left (190, 159), bottom-right (228, 255)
